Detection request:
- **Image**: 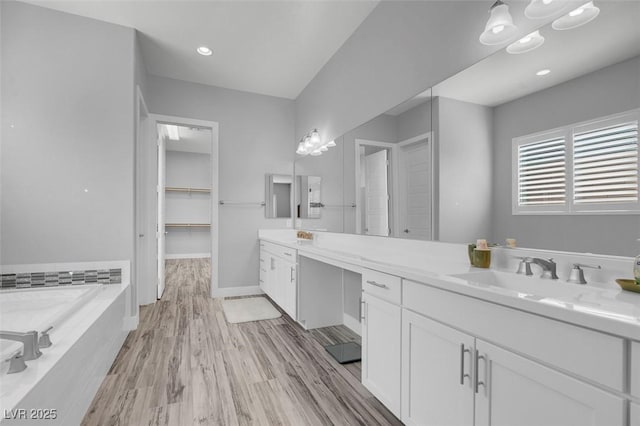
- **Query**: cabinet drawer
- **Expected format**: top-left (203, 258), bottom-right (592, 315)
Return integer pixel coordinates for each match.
top-left (632, 341), bottom-right (640, 398)
top-left (261, 240), bottom-right (296, 261)
top-left (631, 402), bottom-right (639, 426)
top-left (403, 279), bottom-right (625, 391)
top-left (363, 269), bottom-right (401, 305)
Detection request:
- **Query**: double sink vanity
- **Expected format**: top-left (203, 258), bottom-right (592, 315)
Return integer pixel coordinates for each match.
top-left (258, 229), bottom-right (640, 426)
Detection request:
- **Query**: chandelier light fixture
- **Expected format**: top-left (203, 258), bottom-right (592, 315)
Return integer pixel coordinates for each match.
top-left (479, 0), bottom-right (518, 45)
top-left (296, 129), bottom-right (336, 156)
top-left (506, 30), bottom-right (545, 54)
top-left (552, 1), bottom-right (600, 30)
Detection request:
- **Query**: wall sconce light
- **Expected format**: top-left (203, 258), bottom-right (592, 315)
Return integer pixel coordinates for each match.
top-left (506, 30), bottom-right (545, 54)
top-left (525, 0), bottom-right (568, 19)
top-left (296, 129), bottom-right (336, 156)
top-left (552, 1), bottom-right (600, 30)
top-left (479, 0), bottom-right (518, 45)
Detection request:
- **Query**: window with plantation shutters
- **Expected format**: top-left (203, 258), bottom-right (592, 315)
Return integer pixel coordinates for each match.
top-left (518, 137), bottom-right (566, 207)
top-left (513, 109), bottom-right (640, 215)
top-left (573, 121), bottom-right (638, 205)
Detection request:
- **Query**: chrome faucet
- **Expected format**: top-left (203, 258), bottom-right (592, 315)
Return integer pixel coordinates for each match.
top-left (514, 256), bottom-right (558, 280)
top-left (531, 258), bottom-right (559, 280)
top-left (0, 330), bottom-right (42, 361)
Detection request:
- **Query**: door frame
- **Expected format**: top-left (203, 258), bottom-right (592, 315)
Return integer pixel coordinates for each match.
top-left (134, 86), bottom-right (154, 312)
top-left (354, 139), bottom-right (395, 235)
top-left (148, 113), bottom-right (220, 300)
top-left (392, 132), bottom-right (433, 239)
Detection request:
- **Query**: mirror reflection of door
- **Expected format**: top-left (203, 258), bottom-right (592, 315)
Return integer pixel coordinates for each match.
top-left (364, 149), bottom-right (390, 236)
top-left (265, 174), bottom-right (293, 218)
top-left (397, 135), bottom-right (431, 240)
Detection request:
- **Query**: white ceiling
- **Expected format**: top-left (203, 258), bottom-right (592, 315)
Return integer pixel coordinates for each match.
top-left (25, 0), bottom-right (379, 99)
top-left (162, 124), bottom-right (212, 154)
top-left (432, 1), bottom-right (640, 107)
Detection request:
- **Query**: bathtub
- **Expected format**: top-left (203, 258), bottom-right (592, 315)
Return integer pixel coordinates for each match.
top-left (0, 285), bottom-right (102, 364)
top-left (0, 278), bottom-right (129, 425)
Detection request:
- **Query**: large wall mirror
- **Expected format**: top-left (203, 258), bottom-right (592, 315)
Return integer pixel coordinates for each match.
top-left (294, 1), bottom-right (639, 257)
top-left (431, 0), bottom-right (639, 255)
top-left (341, 89), bottom-right (433, 239)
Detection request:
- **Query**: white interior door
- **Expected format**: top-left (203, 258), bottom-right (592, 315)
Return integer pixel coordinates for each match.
top-left (364, 149), bottom-right (389, 236)
top-left (399, 141), bottom-right (430, 240)
top-left (157, 133), bottom-right (166, 299)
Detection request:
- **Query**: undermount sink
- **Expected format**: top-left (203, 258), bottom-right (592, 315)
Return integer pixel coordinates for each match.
top-left (449, 270), bottom-right (604, 300)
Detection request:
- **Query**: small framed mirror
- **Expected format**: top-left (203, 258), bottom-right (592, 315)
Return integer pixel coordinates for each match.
top-left (265, 174), bottom-right (293, 218)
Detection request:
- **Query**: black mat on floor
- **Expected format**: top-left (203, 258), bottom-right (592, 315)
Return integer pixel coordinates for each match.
top-left (324, 342), bottom-right (362, 364)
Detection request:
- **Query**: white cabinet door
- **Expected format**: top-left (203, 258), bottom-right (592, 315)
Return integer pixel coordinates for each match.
top-left (401, 310), bottom-right (475, 426)
top-left (259, 248), bottom-right (267, 293)
top-left (475, 340), bottom-right (624, 426)
top-left (631, 341), bottom-right (640, 398)
top-left (631, 402), bottom-right (639, 426)
top-left (281, 260), bottom-right (296, 320)
top-left (362, 293), bottom-right (401, 417)
top-left (266, 254), bottom-right (277, 300)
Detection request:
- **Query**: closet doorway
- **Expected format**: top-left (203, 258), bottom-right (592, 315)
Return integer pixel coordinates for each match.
top-left (143, 115), bottom-right (218, 302)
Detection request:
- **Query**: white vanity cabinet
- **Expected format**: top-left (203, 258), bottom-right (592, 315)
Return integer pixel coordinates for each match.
top-left (401, 309), bottom-right (624, 426)
top-left (259, 241), bottom-right (297, 320)
top-left (362, 270), bottom-right (402, 418)
top-left (401, 279), bottom-right (625, 426)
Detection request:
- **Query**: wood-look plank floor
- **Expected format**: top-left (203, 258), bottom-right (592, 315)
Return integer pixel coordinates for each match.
top-left (82, 258), bottom-right (402, 426)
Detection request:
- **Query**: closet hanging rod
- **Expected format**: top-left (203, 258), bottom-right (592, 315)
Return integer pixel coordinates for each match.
top-left (315, 204), bottom-right (357, 208)
top-left (165, 223), bottom-right (211, 228)
top-left (219, 200), bottom-right (266, 206)
top-left (165, 186), bottom-right (211, 193)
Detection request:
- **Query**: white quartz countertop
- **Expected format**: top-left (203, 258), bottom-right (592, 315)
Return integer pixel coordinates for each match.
top-left (259, 230), bottom-right (640, 341)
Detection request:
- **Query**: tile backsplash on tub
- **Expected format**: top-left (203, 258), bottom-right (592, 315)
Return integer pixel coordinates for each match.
top-left (1, 268), bottom-right (122, 289)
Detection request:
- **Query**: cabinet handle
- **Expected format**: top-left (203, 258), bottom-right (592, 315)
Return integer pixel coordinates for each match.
top-left (290, 267), bottom-right (295, 283)
top-left (260, 259), bottom-right (264, 263)
top-left (284, 252), bottom-right (292, 257)
top-left (366, 280), bottom-right (389, 289)
top-left (360, 298), bottom-right (366, 323)
top-left (270, 258), bottom-right (275, 270)
top-left (460, 344), bottom-right (471, 385)
top-left (474, 350), bottom-right (487, 394)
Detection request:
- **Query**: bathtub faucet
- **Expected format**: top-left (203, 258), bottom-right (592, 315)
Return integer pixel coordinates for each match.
top-left (0, 330), bottom-right (42, 361)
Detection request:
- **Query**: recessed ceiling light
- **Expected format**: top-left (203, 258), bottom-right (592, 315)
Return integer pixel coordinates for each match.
top-left (196, 46), bottom-right (212, 56)
top-left (536, 69), bottom-right (551, 76)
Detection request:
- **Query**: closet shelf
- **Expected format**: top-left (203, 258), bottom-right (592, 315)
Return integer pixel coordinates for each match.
top-left (165, 223), bottom-right (211, 228)
top-left (165, 186), bottom-right (211, 194)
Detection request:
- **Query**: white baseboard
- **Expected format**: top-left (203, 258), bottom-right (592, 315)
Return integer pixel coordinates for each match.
top-left (123, 314), bottom-right (139, 330)
top-left (211, 285), bottom-right (263, 298)
top-left (166, 253), bottom-right (211, 260)
top-left (343, 313), bottom-right (362, 336)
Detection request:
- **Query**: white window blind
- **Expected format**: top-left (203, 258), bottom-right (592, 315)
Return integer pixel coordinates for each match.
top-left (518, 137), bottom-right (566, 206)
top-left (573, 121), bottom-right (638, 204)
top-left (513, 109), bottom-right (640, 215)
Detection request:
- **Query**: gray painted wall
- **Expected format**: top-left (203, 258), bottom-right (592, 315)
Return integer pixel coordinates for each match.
top-left (294, 1), bottom-right (556, 147)
top-left (435, 97), bottom-right (493, 244)
top-left (146, 75), bottom-right (295, 289)
top-left (492, 56), bottom-right (640, 256)
top-left (1, 2), bottom-right (136, 265)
